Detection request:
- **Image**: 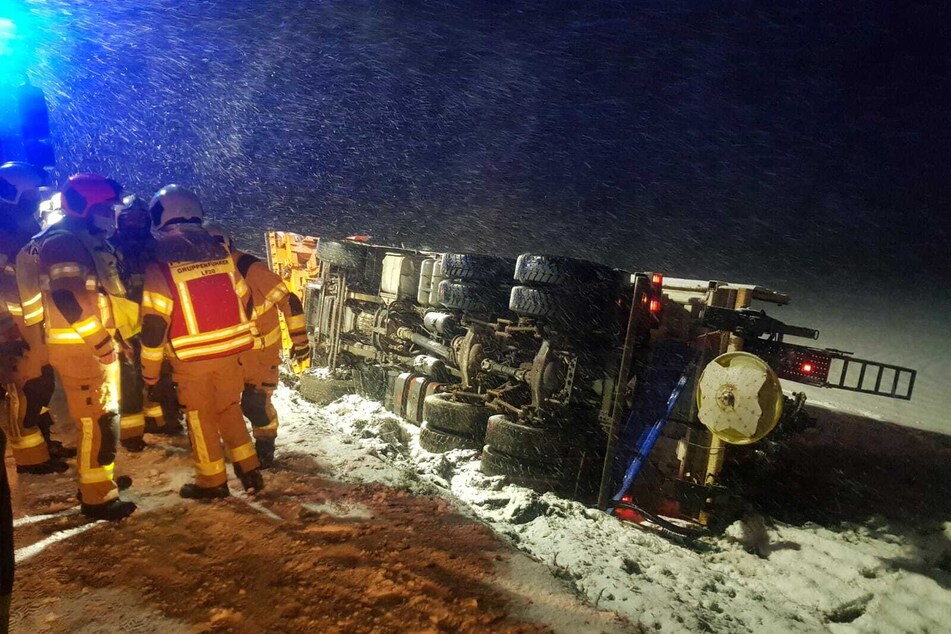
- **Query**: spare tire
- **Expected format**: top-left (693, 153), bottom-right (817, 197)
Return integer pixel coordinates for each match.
top-left (299, 373), bottom-right (353, 405)
top-left (440, 253), bottom-right (515, 283)
top-left (419, 421), bottom-right (481, 453)
top-left (423, 393), bottom-right (490, 437)
top-left (316, 240), bottom-right (365, 269)
top-left (437, 280), bottom-right (509, 317)
top-left (514, 254), bottom-right (626, 288)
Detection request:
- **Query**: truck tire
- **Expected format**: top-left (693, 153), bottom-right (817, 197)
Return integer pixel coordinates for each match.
top-left (484, 415), bottom-right (573, 463)
top-left (422, 393), bottom-right (490, 437)
top-left (509, 285), bottom-right (612, 330)
top-left (419, 421), bottom-right (481, 453)
top-left (316, 239), bottom-right (365, 270)
top-left (299, 372), bottom-right (353, 405)
top-left (440, 253), bottom-right (515, 283)
top-left (480, 445), bottom-right (564, 492)
top-left (514, 254), bottom-right (625, 288)
top-left (437, 280), bottom-right (509, 316)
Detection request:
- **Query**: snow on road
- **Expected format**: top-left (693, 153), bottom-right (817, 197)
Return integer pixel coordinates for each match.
top-left (274, 385), bottom-right (951, 634)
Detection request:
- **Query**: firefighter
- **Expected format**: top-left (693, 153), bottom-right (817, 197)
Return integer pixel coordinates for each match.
top-left (110, 195), bottom-right (181, 437)
top-left (204, 222), bottom-right (309, 468)
top-left (0, 162), bottom-right (70, 475)
top-left (37, 173), bottom-right (136, 521)
top-left (140, 185), bottom-right (264, 498)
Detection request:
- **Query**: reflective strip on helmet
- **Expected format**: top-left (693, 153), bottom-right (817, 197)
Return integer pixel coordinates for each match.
top-left (85, 275), bottom-right (98, 291)
top-left (174, 334), bottom-right (254, 360)
top-left (230, 441), bottom-right (257, 464)
top-left (48, 263), bottom-right (83, 280)
top-left (141, 290), bottom-right (173, 316)
top-left (46, 328), bottom-right (85, 344)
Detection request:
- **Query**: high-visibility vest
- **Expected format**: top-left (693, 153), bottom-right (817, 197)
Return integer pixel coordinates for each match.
top-left (160, 255), bottom-right (254, 361)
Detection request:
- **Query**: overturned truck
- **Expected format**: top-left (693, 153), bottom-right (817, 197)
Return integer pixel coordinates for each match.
top-left (266, 232), bottom-right (917, 532)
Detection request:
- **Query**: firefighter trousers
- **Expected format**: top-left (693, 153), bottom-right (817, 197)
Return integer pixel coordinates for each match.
top-left (118, 338), bottom-right (163, 439)
top-left (172, 356), bottom-right (260, 489)
top-left (238, 344), bottom-right (280, 441)
top-left (2, 353), bottom-right (54, 467)
top-left (1, 434), bottom-right (13, 634)
top-left (49, 347), bottom-right (121, 506)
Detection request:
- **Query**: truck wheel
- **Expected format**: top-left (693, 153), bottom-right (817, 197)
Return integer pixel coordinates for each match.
top-left (437, 280), bottom-right (509, 317)
top-left (419, 420), bottom-right (481, 453)
top-left (299, 372), bottom-right (353, 405)
top-left (514, 254), bottom-right (625, 289)
top-left (484, 415), bottom-right (573, 463)
top-left (480, 445), bottom-right (564, 492)
top-left (440, 253), bottom-right (515, 283)
top-left (316, 239), bottom-right (365, 270)
top-left (508, 285), bottom-right (613, 330)
top-left (422, 392), bottom-right (490, 437)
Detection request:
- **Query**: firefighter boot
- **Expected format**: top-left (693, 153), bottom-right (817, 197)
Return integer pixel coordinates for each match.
top-left (255, 438), bottom-right (276, 469)
top-left (235, 464), bottom-right (264, 494)
top-left (16, 459), bottom-right (69, 475)
top-left (121, 436), bottom-right (147, 453)
top-left (81, 499), bottom-right (137, 522)
top-left (179, 483), bottom-right (230, 500)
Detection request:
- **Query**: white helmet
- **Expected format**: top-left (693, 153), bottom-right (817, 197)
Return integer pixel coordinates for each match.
top-left (149, 184), bottom-right (203, 230)
top-left (0, 161), bottom-right (44, 212)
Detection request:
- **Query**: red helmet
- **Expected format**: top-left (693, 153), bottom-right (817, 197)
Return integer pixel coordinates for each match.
top-left (61, 173), bottom-right (122, 219)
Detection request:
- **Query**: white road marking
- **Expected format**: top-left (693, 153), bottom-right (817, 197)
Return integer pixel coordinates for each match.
top-left (15, 521), bottom-right (105, 563)
top-left (13, 507), bottom-right (81, 527)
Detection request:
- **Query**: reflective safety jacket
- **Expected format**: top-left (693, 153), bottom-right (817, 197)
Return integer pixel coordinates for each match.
top-left (139, 252), bottom-right (254, 380)
top-left (36, 228), bottom-right (118, 358)
top-left (233, 250), bottom-right (306, 351)
top-left (0, 248), bottom-right (48, 369)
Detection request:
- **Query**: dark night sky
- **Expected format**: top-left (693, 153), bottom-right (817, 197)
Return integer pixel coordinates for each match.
top-left (13, 0), bottom-right (951, 285)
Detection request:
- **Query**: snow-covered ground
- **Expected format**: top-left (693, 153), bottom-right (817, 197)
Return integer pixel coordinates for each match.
top-left (274, 385), bottom-right (951, 634)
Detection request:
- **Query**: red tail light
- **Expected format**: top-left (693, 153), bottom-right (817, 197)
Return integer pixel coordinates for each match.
top-left (800, 362), bottom-right (813, 374)
top-left (651, 273), bottom-right (663, 286)
top-left (649, 299), bottom-right (662, 314)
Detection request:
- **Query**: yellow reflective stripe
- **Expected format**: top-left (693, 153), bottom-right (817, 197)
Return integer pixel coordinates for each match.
top-left (48, 263), bottom-right (83, 280)
top-left (195, 458), bottom-right (226, 477)
top-left (230, 442), bottom-right (257, 463)
top-left (120, 413), bottom-right (146, 429)
top-left (74, 315), bottom-right (104, 336)
top-left (260, 326), bottom-right (282, 348)
top-left (141, 345), bottom-right (165, 362)
top-left (187, 410), bottom-right (225, 477)
top-left (144, 405), bottom-right (164, 418)
top-left (170, 322), bottom-right (251, 347)
top-left (85, 276), bottom-right (98, 291)
top-left (176, 282), bottom-right (200, 334)
top-left (10, 430), bottom-right (46, 450)
top-left (21, 292), bottom-right (42, 308)
top-left (234, 277), bottom-right (249, 298)
top-left (285, 314), bottom-right (305, 330)
top-left (141, 290), bottom-right (173, 316)
top-left (46, 328), bottom-right (84, 344)
top-left (80, 417), bottom-right (94, 472)
top-left (23, 305), bottom-right (44, 324)
top-left (175, 335), bottom-right (253, 360)
top-left (79, 463), bottom-right (116, 484)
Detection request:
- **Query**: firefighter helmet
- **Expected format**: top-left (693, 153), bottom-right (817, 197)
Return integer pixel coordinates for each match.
top-left (115, 194), bottom-right (151, 236)
top-left (0, 161), bottom-right (44, 215)
top-left (61, 173), bottom-right (123, 219)
top-left (149, 184), bottom-right (203, 230)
